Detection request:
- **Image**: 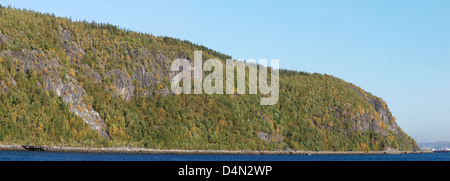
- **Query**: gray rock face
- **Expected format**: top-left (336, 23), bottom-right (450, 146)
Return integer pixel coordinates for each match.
top-left (331, 86), bottom-right (403, 137)
top-left (105, 69), bottom-right (135, 101)
top-left (0, 76), bottom-right (15, 93)
top-left (0, 80), bottom-right (9, 92)
top-left (59, 25), bottom-right (85, 61)
top-left (105, 50), bottom-right (175, 99)
top-left (257, 131), bottom-right (284, 142)
top-left (0, 33), bottom-right (9, 44)
top-left (82, 64), bottom-right (102, 83)
top-left (43, 74), bottom-right (110, 139)
top-left (132, 64), bottom-right (155, 97)
top-left (0, 48), bottom-right (110, 139)
top-left (0, 28), bottom-right (195, 139)
top-left (366, 97), bottom-right (400, 135)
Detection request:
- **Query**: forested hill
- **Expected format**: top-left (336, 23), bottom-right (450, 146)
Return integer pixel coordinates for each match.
top-left (0, 6), bottom-right (418, 151)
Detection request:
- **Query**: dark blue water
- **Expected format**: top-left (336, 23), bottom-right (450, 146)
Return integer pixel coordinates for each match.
top-left (0, 151), bottom-right (449, 161)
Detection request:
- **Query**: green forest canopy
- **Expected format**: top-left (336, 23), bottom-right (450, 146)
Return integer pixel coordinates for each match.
top-left (0, 6), bottom-right (417, 151)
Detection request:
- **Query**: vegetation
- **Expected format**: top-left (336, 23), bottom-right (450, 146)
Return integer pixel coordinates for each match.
top-left (0, 64), bottom-right (104, 147)
top-left (0, 5), bottom-right (417, 151)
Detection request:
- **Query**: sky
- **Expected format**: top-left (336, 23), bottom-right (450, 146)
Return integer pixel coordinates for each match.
top-left (2, 0), bottom-right (449, 143)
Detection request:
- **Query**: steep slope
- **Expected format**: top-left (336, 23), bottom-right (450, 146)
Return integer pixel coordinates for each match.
top-left (0, 6), bottom-right (417, 151)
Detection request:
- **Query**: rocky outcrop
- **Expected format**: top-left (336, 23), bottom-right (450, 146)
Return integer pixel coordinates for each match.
top-left (105, 69), bottom-right (135, 101)
top-left (43, 74), bottom-right (110, 139)
top-left (256, 112), bottom-right (285, 142)
top-left (257, 131), bottom-right (284, 142)
top-left (0, 48), bottom-right (110, 139)
top-left (0, 27), bottom-right (186, 138)
top-left (82, 64), bottom-right (102, 82)
top-left (364, 96), bottom-right (400, 135)
top-left (59, 25), bottom-right (84, 62)
top-left (0, 77), bottom-right (15, 93)
top-left (329, 85), bottom-right (403, 137)
top-left (0, 32), bottom-right (9, 44)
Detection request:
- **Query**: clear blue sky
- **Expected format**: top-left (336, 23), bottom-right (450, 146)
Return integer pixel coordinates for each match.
top-left (2, 0), bottom-right (449, 143)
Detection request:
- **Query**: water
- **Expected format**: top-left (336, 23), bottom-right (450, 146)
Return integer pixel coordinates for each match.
top-left (0, 150), bottom-right (449, 161)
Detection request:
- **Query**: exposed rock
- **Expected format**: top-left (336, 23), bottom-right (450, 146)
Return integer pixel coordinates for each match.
top-left (366, 97), bottom-right (400, 135)
top-left (43, 74), bottom-right (109, 138)
top-left (0, 33), bottom-right (9, 44)
top-left (329, 85), bottom-right (403, 137)
top-left (0, 80), bottom-right (9, 92)
top-left (132, 63), bottom-right (156, 97)
top-left (59, 26), bottom-right (85, 62)
top-left (1, 49), bottom-right (110, 139)
top-left (257, 131), bottom-right (284, 142)
top-left (156, 87), bottom-right (171, 96)
top-left (105, 69), bottom-right (135, 101)
top-left (0, 77), bottom-right (16, 93)
top-left (82, 64), bottom-right (102, 83)
top-left (1, 26), bottom-right (181, 137)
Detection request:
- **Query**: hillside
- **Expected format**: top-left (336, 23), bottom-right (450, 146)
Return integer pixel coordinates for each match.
top-left (0, 6), bottom-right (417, 151)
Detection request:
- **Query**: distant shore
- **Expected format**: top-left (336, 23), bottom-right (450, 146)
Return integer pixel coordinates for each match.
top-left (0, 145), bottom-right (432, 155)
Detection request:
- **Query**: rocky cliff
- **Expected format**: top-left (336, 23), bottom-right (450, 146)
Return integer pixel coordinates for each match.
top-left (0, 6), bottom-right (417, 151)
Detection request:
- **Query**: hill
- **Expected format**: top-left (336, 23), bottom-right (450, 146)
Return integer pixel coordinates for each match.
top-left (0, 6), bottom-right (417, 151)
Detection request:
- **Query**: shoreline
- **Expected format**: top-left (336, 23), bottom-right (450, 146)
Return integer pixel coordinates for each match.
top-left (0, 145), bottom-right (433, 155)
